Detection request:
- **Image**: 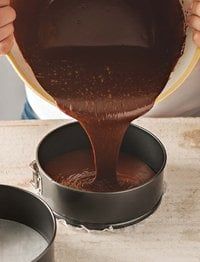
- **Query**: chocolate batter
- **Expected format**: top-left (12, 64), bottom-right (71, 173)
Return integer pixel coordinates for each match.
top-left (44, 150), bottom-right (155, 192)
top-left (12, 0), bottom-right (185, 192)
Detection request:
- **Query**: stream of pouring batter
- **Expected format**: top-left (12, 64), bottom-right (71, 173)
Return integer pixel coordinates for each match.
top-left (12, 0), bottom-right (185, 191)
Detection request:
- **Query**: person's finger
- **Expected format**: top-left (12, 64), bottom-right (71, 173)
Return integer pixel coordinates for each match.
top-left (0, 23), bottom-right (14, 41)
top-left (188, 14), bottom-right (200, 31)
top-left (0, 0), bottom-right (10, 7)
top-left (0, 6), bottom-right (16, 27)
top-left (193, 30), bottom-right (200, 47)
top-left (0, 34), bottom-right (14, 55)
top-left (192, 1), bottom-right (200, 16)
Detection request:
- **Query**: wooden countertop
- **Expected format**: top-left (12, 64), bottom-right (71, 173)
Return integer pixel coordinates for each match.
top-left (0, 118), bottom-right (200, 262)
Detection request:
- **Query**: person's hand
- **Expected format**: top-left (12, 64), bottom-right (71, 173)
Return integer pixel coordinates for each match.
top-left (0, 0), bottom-right (16, 55)
top-left (188, 0), bottom-right (200, 47)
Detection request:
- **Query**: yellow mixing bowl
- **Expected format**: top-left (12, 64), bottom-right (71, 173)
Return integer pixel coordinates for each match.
top-left (7, 0), bottom-right (200, 107)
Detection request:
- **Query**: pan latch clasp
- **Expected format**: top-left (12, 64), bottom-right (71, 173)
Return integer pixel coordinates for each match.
top-left (30, 160), bottom-right (42, 195)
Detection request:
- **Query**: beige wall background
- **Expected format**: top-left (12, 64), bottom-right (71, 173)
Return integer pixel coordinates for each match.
top-left (0, 56), bottom-right (25, 120)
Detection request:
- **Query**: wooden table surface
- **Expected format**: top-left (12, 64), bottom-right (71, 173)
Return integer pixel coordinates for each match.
top-left (0, 118), bottom-right (200, 262)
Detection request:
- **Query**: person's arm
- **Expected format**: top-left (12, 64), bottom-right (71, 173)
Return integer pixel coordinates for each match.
top-left (0, 0), bottom-right (16, 55)
top-left (189, 0), bottom-right (200, 47)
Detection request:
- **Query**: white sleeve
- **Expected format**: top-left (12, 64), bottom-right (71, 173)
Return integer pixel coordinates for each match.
top-left (25, 86), bottom-right (73, 120)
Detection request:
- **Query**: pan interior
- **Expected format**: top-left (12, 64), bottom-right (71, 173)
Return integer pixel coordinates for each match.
top-left (38, 124), bottom-right (166, 189)
top-left (0, 219), bottom-right (48, 262)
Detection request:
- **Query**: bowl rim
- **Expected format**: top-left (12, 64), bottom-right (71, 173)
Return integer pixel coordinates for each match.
top-left (156, 48), bottom-right (200, 103)
top-left (35, 121), bottom-right (167, 195)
